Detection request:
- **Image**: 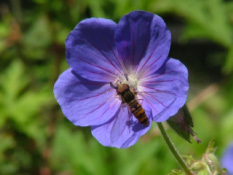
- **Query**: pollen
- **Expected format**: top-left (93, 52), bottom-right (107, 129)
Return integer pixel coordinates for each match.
top-left (119, 73), bottom-right (139, 91)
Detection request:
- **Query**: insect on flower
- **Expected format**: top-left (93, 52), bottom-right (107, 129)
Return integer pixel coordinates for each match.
top-left (110, 77), bottom-right (149, 126)
top-left (54, 11), bottom-right (189, 148)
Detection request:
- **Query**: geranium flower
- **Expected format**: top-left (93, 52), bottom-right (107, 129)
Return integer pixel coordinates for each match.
top-left (221, 142), bottom-right (233, 175)
top-left (54, 11), bottom-right (189, 148)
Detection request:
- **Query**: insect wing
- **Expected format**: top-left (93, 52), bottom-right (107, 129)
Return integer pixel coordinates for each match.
top-left (140, 88), bottom-right (177, 121)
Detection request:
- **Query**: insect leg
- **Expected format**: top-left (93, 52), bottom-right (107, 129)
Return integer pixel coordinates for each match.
top-left (124, 73), bottom-right (129, 81)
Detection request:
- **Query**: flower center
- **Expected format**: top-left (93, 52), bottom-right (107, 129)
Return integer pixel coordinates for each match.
top-left (119, 74), bottom-right (138, 91)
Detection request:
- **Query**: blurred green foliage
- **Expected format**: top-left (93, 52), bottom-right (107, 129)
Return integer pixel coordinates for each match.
top-left (170, 140), bottom-right (227, 175)
top-left (0, 0), bottom-right (233, 174)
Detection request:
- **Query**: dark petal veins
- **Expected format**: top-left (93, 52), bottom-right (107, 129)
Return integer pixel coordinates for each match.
top-left (66, 18), bottom-right (124, 82)
top-left (54, 68), bottom-right (121, 126)
top-left (91, 104), bottom-right (152, 148)
top-left (141, 58), bottom-right (189, 122)
top-left (114, 11), bottom-right (171, 76)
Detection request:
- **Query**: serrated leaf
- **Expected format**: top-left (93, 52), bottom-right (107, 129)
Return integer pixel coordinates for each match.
top-left (167, 0), bottom-right (232, 46)
top-left (0, 60), bottom-right (29, 100)
top-left (52, 125), bottom-right (109, 175)
top-left (0, 60), bottom-right (51, 141)
top-left (114, 138), bottom-right (161, 175)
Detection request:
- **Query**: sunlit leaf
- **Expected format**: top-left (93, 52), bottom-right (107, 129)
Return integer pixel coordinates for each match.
top-left (51, 124), bottom-right (109, 175)
top-left (224, 46), bottom-right (233, 73)
top-left (0, 60), bottom-right (51, 140)
top-left (22, 15), bottom-right (52, 60)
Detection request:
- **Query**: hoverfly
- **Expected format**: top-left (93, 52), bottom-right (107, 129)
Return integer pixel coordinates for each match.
top-left (110, 82), bottom-right (149, 126)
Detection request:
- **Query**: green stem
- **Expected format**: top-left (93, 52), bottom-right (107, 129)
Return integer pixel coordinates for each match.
top-left (157, 122), bottom-right (194, 175)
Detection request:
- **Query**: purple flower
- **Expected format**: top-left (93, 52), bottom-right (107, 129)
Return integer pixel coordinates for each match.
top-left (221, 142), bottom-right (233, 174)
top-left (54, 11), bottom-right (189, 148)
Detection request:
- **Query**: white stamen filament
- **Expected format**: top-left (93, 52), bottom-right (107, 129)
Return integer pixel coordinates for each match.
top-left (117, 72), bottom-right (143, 92)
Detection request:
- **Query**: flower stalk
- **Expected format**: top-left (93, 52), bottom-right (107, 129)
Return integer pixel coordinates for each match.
top-left (157, 122), bottom-right (194, 175)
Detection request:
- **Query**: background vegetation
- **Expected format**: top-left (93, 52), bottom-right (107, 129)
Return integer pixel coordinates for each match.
top-left (0, 0), bottom-right (233, 174)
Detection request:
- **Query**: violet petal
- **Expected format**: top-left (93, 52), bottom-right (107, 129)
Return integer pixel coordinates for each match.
top-left (91, 105), bottom-right (152, 148)
top-left (66, 18), bottom-right (123, 82)
top-left (141, 58), bottom-right (189, 122)
top-left (114, 11), bottom-right (171, 76)
top-left (54, 68), bottom-right (121, 126)
top-left (221, 142), bottom-right (233, 175)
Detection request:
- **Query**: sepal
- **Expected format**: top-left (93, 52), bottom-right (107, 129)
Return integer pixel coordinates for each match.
top-left (167, 105), bottom-right (201, 143)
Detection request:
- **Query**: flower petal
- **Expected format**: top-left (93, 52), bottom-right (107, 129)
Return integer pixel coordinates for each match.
top-left (66, 18), bottom-right (124, 82)
top-left (140, 58), bottom-right (189, 122)
top-left (114, 11), bottom-right (171, 76)
top-left (91, 105), bottom-right (152, 148)
top-left (221, 142), bottom-right (233, 175)
top-left (54, 68), bottom-right (121, 126)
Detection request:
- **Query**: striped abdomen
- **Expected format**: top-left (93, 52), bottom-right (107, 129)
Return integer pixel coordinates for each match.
top-left (129, 100), bottom-right (149, 126)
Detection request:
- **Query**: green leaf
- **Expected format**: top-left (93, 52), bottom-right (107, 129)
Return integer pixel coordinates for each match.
top-left (51, 125), bottom-right (110, 175)
top-left (0, 22), bottom-right (10, 53)
top-left (220, 108), bottom-right (233, 144)
top-left (113, 139), bottom-right (161, 175)
top-left (167, 0), bottom-right (232, 47)
top-left (167, 105), bottom-right (197, 143)
top-left (87, 0), bottom-right (106, 17)
top-left (0, 60), bottom-right (51, 141)
top-left (22, 15), bottom-right (52, 60)
top-left (168, 169), bottom-right (185, 175)
top-left (224, 46), bottom-right (233, 73)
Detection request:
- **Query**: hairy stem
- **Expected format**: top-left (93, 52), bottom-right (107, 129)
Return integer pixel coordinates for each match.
top-left (157, 122), bottom-right (194, 175)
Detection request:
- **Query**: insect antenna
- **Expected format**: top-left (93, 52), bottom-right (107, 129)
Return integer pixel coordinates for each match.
top-left (124, 73), bottom-right (129, 81)
top-left (110, 82), bottom-right (118, 89)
